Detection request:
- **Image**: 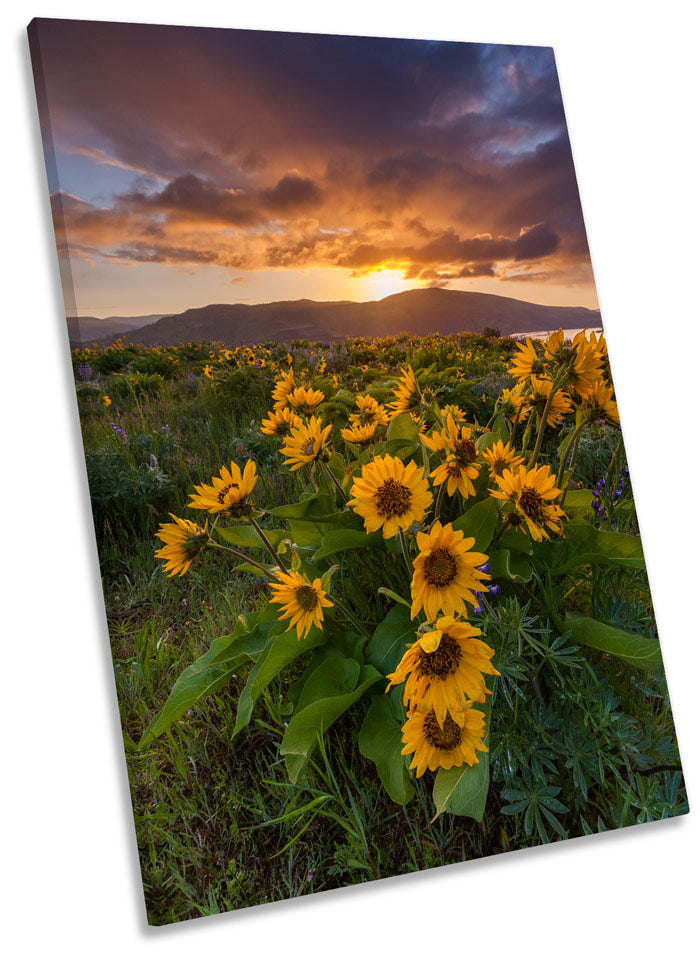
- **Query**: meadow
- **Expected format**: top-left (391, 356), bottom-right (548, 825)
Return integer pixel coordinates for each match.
top-left (72, 330), bottom-right (687, 924)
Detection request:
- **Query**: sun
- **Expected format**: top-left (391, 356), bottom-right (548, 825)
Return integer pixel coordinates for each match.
top-left (361, 267), bottom-right (413, 301)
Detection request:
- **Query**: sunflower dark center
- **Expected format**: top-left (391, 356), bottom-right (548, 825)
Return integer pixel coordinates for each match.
top-left (423, 548), bottom-right (458, 587)
top-left (422, 710), bottom-right (462, 750)
top-left (454, 437), bottom-right (477, 464)
top-left (519, 486), bottom-right (546, 524)
top-left (302, 438), bottom-right (316, 456)
top-left (492, 458), bottom-right (507, 476)
top-left (295, 585), bottom-right (318, 611)
top-left (417, 635), bottom-right (461, 680)
top-left (375, 479), bottom-right (412, 517)
top-left (217, 482), bottom-right (240, 503)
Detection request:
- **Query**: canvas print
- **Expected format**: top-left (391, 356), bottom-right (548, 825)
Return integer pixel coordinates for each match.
top-left (29, 18), bottom-right (687, 924)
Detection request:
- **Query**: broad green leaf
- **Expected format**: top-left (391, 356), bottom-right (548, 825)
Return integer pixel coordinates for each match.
top-left (270, 494), bottom-right (349, 523)
top-left (139, 625), bottom-right (268, 749)
top-left (562, 489), bottom-right (595, 519)
top-left (281, 663), bottom-right (382, 782)
top-left (295, 656), bottom-right (360, 714)
top-left (311, 528), bottom-right (383, 561)
top-left (284, 631), bottom-right (368, 707)
top-left (387, 413), bottom-right (420, 443)
top-left (500, 526), bottom-right (533, 554)
top-left (365, 603), bottom-right (418, 675)
top-left (489, 548), bottom-right (533, 583)
top-left (453, 496), bottom-right (499, 553)
top-left (547, 520), bottom-right (646, 574)
top-left (475, 430), bottom-right (498, 453)
top-left (215, 524), bottom-right (286, 550)
top-left (233, 624), bottom-right (325, 736)
top-left (559, 612), bottom-right (662, 670)
top-left (432, 697), bottom-right (491, 820)
top-left (358, 692), bottom-right (415, 804)
top-left (385, 438), bottom-right (420, 459)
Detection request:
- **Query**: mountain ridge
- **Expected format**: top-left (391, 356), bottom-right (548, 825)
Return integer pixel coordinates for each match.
top-left (79, 288), bottom-right (601, 348)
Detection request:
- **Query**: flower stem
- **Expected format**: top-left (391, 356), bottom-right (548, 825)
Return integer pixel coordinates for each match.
top-left (527, 365), bottom-right (567, 469)
top-left (398, 529), bottom-right (413, 577)
top-left (555, 422), bottom-right (584, 490)
top-left (433, 481), bottom-right (446, 521)
top-left (248, 516), bottom-right (289, 574)
top-left (321, 460), bottom-right (347, 504)
top-left (208, 541), bottom-right (272, 575)
top-left (488, 517), bottom-right (509, 553)
top-left (326, 592), bottom-right (366, 636)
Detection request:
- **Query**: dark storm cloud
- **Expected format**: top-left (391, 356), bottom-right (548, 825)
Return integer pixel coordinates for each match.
top-left (34, 19), bottom-right (591, 287)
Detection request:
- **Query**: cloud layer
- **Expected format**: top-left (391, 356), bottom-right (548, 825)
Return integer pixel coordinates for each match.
top-left (34, 20), bottom-right (595, 299)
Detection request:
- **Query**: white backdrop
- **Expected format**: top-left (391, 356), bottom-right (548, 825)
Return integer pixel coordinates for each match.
top-left (3, 2), bottom-right (697, 962)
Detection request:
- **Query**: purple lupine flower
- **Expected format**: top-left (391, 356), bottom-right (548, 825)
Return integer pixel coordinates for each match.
top-left (477, 563), bottom-right (490, 574)
top-left (161, 424), bottom-right (170, 432)
top-left (488, 584), bottom-right (501, 595)
top-left (78, 361), bottom-right (92, 381)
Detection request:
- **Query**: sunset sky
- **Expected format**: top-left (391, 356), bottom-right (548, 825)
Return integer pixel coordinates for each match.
top-left (30, 19), bottom-right (599, 318)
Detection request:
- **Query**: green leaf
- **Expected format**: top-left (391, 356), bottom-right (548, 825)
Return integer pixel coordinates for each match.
top-left (284, 632), bottom-right (367, 706)
top-left (270, 494), bottom-right (349, 523)
top-left (385, 438), bottom-right (420, 459)
top-left (453, 496), bottom-right (499, 553)
top-left (432, 697), bottom-right (491, 820)
top-left (311, 528), bottom-right (383, 561)
top-left (387, 413), bottom-right (420, 443)
top-left (215, 524), bottom-right (286, 549)
top-left (489, 548), bottom-right (533, 583)
top-left (358, 692), bottom-right (415, 804)
top-left (365, 603), bottom-right (418, 675)
top-left (562, 489), bottom-right (595, 519)
top-left (559, 612), bottom-right (662, 670)
top-left (139, 624), bottom-right (268, 749)
top-left (294, 656), bottom-right (360, 713)
top-left (232, 623), bottom-right (325, 736)
top-left (281, 663), bottom-right (382, 782)
top-left (548, 520), bottom-right (646, 574)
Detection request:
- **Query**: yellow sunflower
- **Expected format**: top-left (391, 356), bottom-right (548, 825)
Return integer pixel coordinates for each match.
top-left (188, 459), bottom-right (258, 516)
top-left (387, 617), bottom-right (499, 722)
top-left (483, 439), bottom-right (525, 480)
top-left (545, 330), bottom-right (604, 395)
top-left (581, 380), bottom-right (619, 424)
top-left (341, 422), bottom-right (377, 446)
top-left (155, 515), bottom-right (209, 577)
top-left (529, 376), bottom-right (573, 427)
top-left (389, 365), bottom-right (422, 415)
top-left (348, 454), bottom-right (432, 538)
top-left (401, 705), bottom-right (488, 778)
top-left (430, 454), bottom-right (478, 499)
top-left (490, 464), bottom-right (567, 541)
top-left (411, 521), bottom-right (490, 621)
top-left (286, 385), bottom-right (326, 416)
top-left (269, 570), bottom-right (334, 639)
top-left (351, 393), bottom-right (389, 427)
top-left (271, 367), bottom-right (295, 410)
top-left (260, 407), bottom-right (303, 437)
top-left (440, 404), bottom-right (467, 423)
top-left (419, 425), bottom-right (448, 456)
top-left (509, 338), bottom-right (545, 381)
top-left (280, 417), bottom-right (332, 471)
top-left (498, 383), bottom-right (531, 423)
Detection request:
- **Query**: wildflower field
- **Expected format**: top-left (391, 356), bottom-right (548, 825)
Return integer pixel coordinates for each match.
top-left (73, 329), bottom-right (687, 924)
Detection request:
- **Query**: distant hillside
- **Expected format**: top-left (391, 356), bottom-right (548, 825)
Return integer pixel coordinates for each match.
top-left (68, 313), bottom-right (167, 346)
top-left (92, 289), bottom-right (601, 347)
